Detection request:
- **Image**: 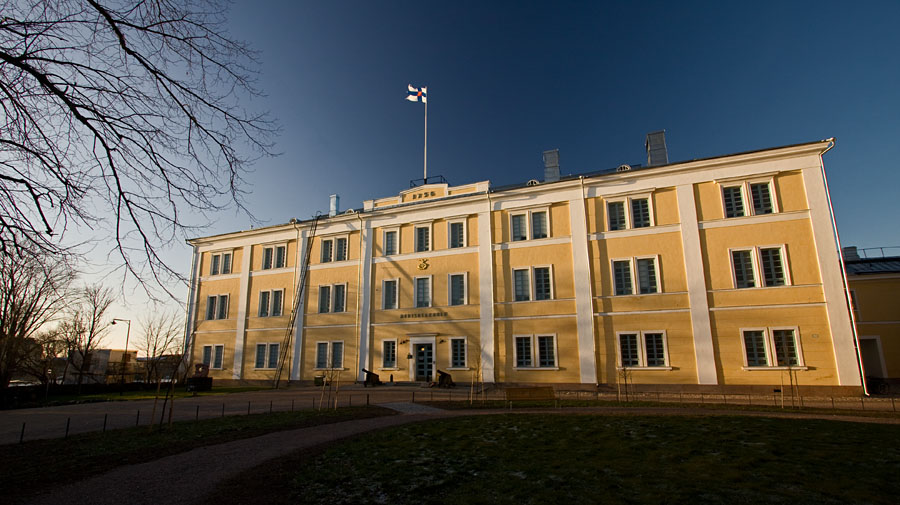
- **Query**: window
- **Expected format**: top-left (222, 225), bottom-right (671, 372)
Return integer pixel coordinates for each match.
top-left (258, 290), bottom-right (283, 317)
top-left (321, 239), bottom-right (333, 263)
top-left (513, 269), bottom-right (530, 301)
top-left (449, 221), bottom-right (466, 248)
top-left (316, 341), bottom-right (344, 369)
top-left (613, 260), bottom-right (632, 296)
top-left (415, 225), bottom-right (430, 252)
top-left (606, 196), bottom-right (653, 231)
top-left (730, 246), bottom-right (789, 289)
top-left (384, 230), bottom-right (398, 256)
top-left (509, 208), bottom-right (550, 241)
top-left (383, 279), bottom-right (398, 309)
top-left (383, 340), bottom-right (397, 368)
top-left (450, 338), bottom-right (467, 368)
top-left (415, 277), bottom-right (431, 308)
top-left (534, 267), bottom-right (552, 300)
top-left (335, 237), bottom-right (348, 261)
top-left (255, 343), bottom-right (279, 369)
top-left (202, 344), bottom-right (224, 369)
top-left (636, 258), bottom-right (658, 294)
top-left (263, 245), bottom-right (286, 270)
top-left (210, 252), bottom-right (232, 275)
top-left (206, 295), bottom-right (228, 320)
top-left (617, 331), bottom-right (669, 368)
top-left (514, 335), bottom-right (557, 368)
top-left (721, 180), bottom-right (776, 218)
top-left (318, 284), bottom-right (346, 313)
top-left (449, 274), bottom-right (466, 306)
top-left (741, 328), bottom-right (802, 368)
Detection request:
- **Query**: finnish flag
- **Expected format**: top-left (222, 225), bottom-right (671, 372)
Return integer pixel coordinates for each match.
top-left (406, 84), bottom-right (427, 103)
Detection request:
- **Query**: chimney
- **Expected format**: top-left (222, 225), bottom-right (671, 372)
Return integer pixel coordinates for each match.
top-left (842, 246), bottom-right (860, 261)
top-left (543, 149), bottom-right (560, 183)
top-left (329, 194), bottom-right (339, 217)
top-left (645, 130), bottom-right (668, 167)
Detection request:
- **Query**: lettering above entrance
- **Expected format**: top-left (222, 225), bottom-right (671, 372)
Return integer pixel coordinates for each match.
top-left (400, 311), bottom-right (448, 319)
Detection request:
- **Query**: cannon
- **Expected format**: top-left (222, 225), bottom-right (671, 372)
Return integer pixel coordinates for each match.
top-left (436, 369), bottom-right (455, 388)
top-left (361, 368), bottom-right (382, 387)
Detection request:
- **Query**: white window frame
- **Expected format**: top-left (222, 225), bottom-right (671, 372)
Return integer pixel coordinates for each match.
top-left (512, 267), bottom-right (531, 302)
top-left (262, 243), bottom-right (287, 270)
top-left (206, 294), bottom-right (229, 320)
top-left (720, 178), bottom-right (778, 219)
top-left (531, 265), bottom-right (554, 301)
top-left (318, 283), bottom-right (347, 313)
top-left (314, 340), bottom-right (345, 370)
top-left (447, 272), bottom-right (468, 306)
top-left (334, 234), bottom-right (350, 262)
top-left (611, 258), bottom-right (634, 296)
top-left (382, 227), bottom-right (400, 256)
top-left (254, 342), bottom-right (280, 370)
top-left (634, 255), bottom-right (660, 294)
top-left (257, 289), bottom-right (284, 318)
top-left (615, 330), bottom-right (671, 369)
top-left (414, 222), bottom-right (432, 253)
top-left (740, 326), bottom-right (805, 370)
top-left (321, 238), bottom-right (334, 263)
top-left (512, 334), bottom-right (559, 370)
top-left (508, 206), bottom-right (551, 242)
top-left (729, 246), bottom-right (791, 289)
top-left (332, 283), bottom-right (348, 313)
top-left (202, 344), bottom-right (225, 369)
top-left (210, 250), bottom-right (233, 276)
top-left (448, 337), bottom-right (468, 369)
top-left (447, 218), bottom-right (467, 249)
top-left (605, 195), bottom-right (654, 231)
top-left (381, 338), bottom-right (398, 370)
top-left (414, 275), bottom-right (432, 308)
top-left (382, 278), bottom-right (399, 310)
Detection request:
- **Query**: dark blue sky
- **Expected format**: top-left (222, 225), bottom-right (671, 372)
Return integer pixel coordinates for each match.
top-left (107, 0), bottom-right (900, 346)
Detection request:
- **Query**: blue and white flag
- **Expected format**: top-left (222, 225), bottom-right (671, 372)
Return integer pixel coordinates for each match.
top-left (406, 84), bottom-right (427, 103)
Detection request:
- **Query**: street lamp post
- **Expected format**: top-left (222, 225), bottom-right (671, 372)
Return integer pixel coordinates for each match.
top-left (112, 318), bottom-right (131, 395)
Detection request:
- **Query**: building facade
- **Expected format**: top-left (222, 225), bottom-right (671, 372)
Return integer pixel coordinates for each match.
top-left (183, 137), bottom-right (864, 394)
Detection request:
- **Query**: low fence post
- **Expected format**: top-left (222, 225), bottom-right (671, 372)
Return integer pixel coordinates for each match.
top-left (103, 413), bottom-right (108, 433)
top-left (269, 400), bottom-right (273, 414)
top-left (196, 405), bottom-right (200, 421)
top-left (20, 422), bottom-right (25, 444)
top-left (222, 403), bottom-right (225, 417)
top-left (136, 410), bottom-right (140, 426)
top-left (892, 396), bottom-right (896, 412)
top-left (65, 417), bottom-right (70, 439)
top-left (861, 397), bottom-right (865, 410)
top-left (247, 401), bottom-right (251, 415)
top-left (367, 394), bottom-right (370, 406)
top-left (831, 397), bottom-right (835, 409)
top-left (291, 399), bottom-right (295, 412)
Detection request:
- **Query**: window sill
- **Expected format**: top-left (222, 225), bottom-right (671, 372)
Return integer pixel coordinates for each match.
top-left (313, 367), bottom-right (349, 371)
top-left (446, 367), bottom-right (470, 371)
top-left (378, 367), bottom-right (400, 371)
top-left (612, 292), bottom-right (663, 297)
top-left (742, 366), bottom-right (808, 371)
top-left (617, 366), bottom-right (673, 371)
top-left (513, 367), bottom-right (559, 371)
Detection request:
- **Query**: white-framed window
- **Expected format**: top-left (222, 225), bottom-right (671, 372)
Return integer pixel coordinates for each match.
top-left (414, 223), bottom-right (431, 252)
top-left (512, 266), bottom-right (554, 301)
top-left (383, 228), bottom-right (399, 256)
top-left (258, 289), bottom-right (284, 317)
top-left (254, 342), bottom-right (280, 369)
top-left (383, 279), bottom-right (399, 310)
top-left (730, 246), bottom-right (789, 289)
top-left (448, 273), bottom-right (467, 306)
top-left (318, 284), bottom-right (347, 313)
top-left (606, 195), bottom-right (653, 231)
top-left (721, 179), bottom-right (776, 218)
top-left (509, 207), bottom-right (550, 241)
top-left (448, 219), bottom-right (467, 248)
top-left (315, 341), bottom-right (344, 369)
top-left (513, 334), bottom-right (558, 368)
top-left (321, 235), bottom-right (348, 263)
top-left (206, 295), bottom-right (229, 320)
top-left (449, 337), bottom-right (467, 368)
top-left (741, 327), bottom-right (803, 368)
top-left (616, 331), bottom-right (669, 368)
top-left (262, 244), bottom-right (286, 270)
top-left (382, 339), bottom-right (397, 368)
top-left (210, 251), bottom-right (232, 276)
top-left (611, 256), bottom-right (659, 295)
top-left (414, 276), bottom-right (431, 308)
top-left (202, 344), bottom-right (224, 369)
top-left (321, 238), bottom-right (334, 263)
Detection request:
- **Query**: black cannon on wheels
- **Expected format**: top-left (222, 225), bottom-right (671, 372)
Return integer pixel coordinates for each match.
top-left (361, 368), bottom-right (382, 387)
top-left (436, 369), bottom-right (455, 388)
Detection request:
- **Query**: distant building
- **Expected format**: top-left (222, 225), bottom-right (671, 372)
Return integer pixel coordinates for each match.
top-left (183, 135), bottom-right (864, 394)
top-left (63, 349), bottom-right (138, 385)
top-left (844, 247), bottom-right (900, 391)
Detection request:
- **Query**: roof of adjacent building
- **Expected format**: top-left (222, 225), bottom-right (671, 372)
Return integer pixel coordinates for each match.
top-left (845, 257), bottom-right (900, 275)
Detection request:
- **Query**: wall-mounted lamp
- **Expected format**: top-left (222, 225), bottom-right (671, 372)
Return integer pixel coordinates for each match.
top-left (406, 353), bottom-right (413, 360)
top-left (400, 339), bottom-right (408, 344)
top-left (439, 339), bottom-right (446, 344)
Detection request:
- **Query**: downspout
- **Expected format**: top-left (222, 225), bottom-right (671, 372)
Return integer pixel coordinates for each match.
top-left (819, 138), bottom-right (868, 395)
top-left (355, 212), bottom-right (364, 383)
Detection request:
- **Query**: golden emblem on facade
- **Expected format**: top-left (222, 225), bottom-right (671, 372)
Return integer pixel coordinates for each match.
top-left (418, 258), bottom-right (429, 270)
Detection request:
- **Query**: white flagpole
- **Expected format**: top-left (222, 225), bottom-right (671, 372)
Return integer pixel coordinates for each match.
top-left (423, 97), bottom-right (428, 182)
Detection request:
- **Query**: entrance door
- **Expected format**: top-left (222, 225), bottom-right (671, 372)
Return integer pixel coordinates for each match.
top-left (415, 343), bottom-right (433, 381)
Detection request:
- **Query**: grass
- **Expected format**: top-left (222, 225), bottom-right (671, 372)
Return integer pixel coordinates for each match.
top-left (208, 414), bottom-right (900, 505)
top-left (2, 405), bottom-right (394, 501)
top-left (28, 386), bottom-right (269, 406)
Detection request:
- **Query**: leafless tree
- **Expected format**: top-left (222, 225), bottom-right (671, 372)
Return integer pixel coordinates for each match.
top-left (0, 0), bottom-right (275, 297)
top-left (20, 327), bottom-right (67, 386)
top-left (0, 253), bottom-right (73, 389)
top-left (59, 284), bottom-right (114, 387)
top-left (136, 309), bottom-right (182, 383)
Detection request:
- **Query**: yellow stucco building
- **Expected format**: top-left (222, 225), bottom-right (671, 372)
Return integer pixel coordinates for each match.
top-left (183, 135), bottom-right (865, 394)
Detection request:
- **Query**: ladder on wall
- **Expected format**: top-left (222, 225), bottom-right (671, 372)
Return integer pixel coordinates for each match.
top-left (273, 214), bottom-right (321, 388)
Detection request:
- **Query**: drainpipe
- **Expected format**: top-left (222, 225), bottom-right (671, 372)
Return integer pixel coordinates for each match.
top-left (355, 212), bottom-right (365, 383)
top-left (819, 138), bottom-right (868, 395)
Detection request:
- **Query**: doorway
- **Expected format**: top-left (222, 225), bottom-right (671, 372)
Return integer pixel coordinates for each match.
top-left (415, 343), bottom-right (433, 381)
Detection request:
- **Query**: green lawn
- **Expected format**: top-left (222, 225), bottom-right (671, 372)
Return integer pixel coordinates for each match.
top-left (36, 386), bottom-right (269, 405)
top-left (214, 414), bottom-right (900, 505)
top-left (3, 406), bottom-right (394, 501)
